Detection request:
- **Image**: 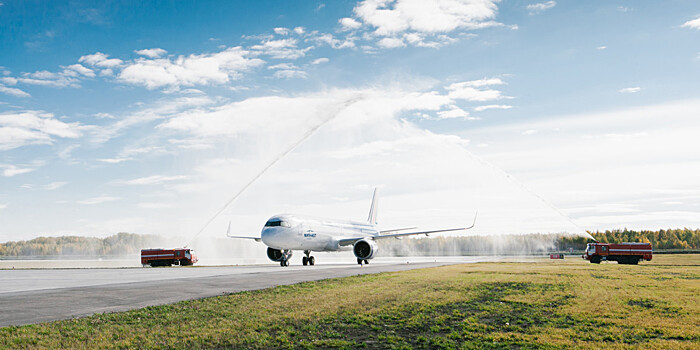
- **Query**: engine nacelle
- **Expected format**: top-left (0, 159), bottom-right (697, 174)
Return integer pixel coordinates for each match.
top-left (267, 247), bottom-right (292, 262)
top-left (353, 239), bottom-right (378, 260)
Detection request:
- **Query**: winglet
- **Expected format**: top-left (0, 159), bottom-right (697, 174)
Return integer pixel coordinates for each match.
top-left (226, 221), bottom-right (263, 242)
top-left (367, 187), bottom-right (379, 225)
top-left (467, 211), bottom-right (478, 229)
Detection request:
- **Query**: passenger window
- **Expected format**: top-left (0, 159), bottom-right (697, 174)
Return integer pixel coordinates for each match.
top-left (602, 246), bottom-right (607, 251)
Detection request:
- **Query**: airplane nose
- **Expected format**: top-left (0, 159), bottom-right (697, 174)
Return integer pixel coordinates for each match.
top-left (261, 227), bottom-right (279, 246)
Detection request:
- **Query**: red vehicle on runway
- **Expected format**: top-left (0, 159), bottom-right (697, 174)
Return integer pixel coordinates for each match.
top-left (141, 248), bottom-right (198, 267)
top-left (583, 242), bottom-right (652, 264)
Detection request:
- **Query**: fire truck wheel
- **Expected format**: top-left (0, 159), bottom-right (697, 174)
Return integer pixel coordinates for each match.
top-left (590, 256), bottom-right (601, 264)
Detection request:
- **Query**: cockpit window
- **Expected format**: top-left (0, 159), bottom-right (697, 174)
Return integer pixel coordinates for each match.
top-left (265, 219), bottom-right (290, 227)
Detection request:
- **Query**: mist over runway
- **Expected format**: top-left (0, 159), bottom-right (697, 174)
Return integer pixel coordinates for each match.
top-left (0, 256), bottom-right (510, 327)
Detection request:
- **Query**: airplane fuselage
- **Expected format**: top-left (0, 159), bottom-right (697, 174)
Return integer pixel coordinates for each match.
top-left (261, 214), bottom-right (378, 251)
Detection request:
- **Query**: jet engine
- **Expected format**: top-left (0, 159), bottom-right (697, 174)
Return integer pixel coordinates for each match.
top-left (267, 247), bottom-right (292, 262)
top-left (353, 239), bottom-right (378, 260)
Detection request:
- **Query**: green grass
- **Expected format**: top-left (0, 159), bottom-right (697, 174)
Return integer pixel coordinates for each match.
top-left (2, 255), bottom-right (699, 349)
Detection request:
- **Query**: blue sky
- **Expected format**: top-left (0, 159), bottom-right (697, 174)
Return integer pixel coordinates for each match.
top-left (2, 0), bottom-right (700, 242)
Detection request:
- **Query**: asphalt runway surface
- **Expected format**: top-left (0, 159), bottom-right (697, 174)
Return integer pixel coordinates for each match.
top-left (0, 257), bottom-right (506, 327)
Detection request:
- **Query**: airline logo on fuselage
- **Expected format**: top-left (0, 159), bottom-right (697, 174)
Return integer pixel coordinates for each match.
top-left (304, 233), bottom-right (317, 238)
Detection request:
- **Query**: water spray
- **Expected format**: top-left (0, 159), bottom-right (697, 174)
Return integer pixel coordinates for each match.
top-left (184, 95), bottom-right (364, 247)
top-left (460, 147), bottom-right (595, 240)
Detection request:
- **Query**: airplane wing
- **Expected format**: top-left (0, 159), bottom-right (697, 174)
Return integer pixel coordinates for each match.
top-left (225, 221), bottom-right (262, 242)
top-left (227, 235), bottom-right (262, 242)
top-left (379, 227), bottom-right (417, 234)
top-left (339, 212), bottom-right (477, 246)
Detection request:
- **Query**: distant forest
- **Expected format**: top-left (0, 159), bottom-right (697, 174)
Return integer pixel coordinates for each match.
top-left (0, 232), bottom-right (162, 257)
top-left (0, 229), bottom-right (699, 257)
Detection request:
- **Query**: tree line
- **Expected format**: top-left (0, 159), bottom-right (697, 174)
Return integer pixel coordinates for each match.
top-left (1, 228), bottom-right (699, 257)
top-left (0, 232), bottom-right (163, 257)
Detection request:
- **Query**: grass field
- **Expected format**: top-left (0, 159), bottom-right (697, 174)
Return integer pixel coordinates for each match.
top-left (2, 255), bottom-right (699, 349)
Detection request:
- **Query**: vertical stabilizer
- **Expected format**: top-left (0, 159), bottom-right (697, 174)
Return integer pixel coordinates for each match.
top-left (367, 188), bottom-right (379, 225)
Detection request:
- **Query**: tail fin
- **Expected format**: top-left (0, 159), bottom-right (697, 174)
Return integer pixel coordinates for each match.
top-left (367, 188), bottom-right (379, 225)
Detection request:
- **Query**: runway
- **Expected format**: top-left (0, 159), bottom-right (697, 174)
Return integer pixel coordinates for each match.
top-left (0, 257), bottom-right (508, 327)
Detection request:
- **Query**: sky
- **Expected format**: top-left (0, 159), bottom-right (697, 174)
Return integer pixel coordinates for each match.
top-left (2, 0), bottom-right (700, 243)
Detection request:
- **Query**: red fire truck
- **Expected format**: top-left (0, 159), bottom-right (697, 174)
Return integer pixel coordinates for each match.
top-left (141, 248), bottom-right (198, 267)
top-left (583, 242), bottom-right (652, 264)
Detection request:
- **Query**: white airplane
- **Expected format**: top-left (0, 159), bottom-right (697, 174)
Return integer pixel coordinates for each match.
top-left (227, 189), bottom-right (477, 267)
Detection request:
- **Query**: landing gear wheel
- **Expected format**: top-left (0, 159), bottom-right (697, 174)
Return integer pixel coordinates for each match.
top-left (357, 258), bottom-right (363, 265)
top-left (281, 259), bottom-right (290, 267)
top-left (309, 256), bottom-right (315, 266)
top-left (302, 256), bottom-right (308, 266)
top-left (364, 259), bottom-right (369, 265)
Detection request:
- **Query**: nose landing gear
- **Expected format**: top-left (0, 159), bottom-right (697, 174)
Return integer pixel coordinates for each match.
top-left (278, 249), bottom-right (293, 267)
top-left (302, 250), bottom-right (315, 266)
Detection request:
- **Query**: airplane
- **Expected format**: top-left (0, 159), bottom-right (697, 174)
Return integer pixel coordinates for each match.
top-left (227, 188), bottom-right (477, 267)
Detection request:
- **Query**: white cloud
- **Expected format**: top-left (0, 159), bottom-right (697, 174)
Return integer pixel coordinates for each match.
top-left (309, 33), bottom-right (356, 49)
top-left (377, 37), bottom-right (405, 48)
top-left (527, 1), bottom-right (556, 15)
top-left (273, 27), bottom-right (290, 35)
top-left (1, 77), bottom-right (17, 85)
top-left (21, 181), bottom-right (67, 190)
top-left (616, 6), bottom-right (633, 12)
top-left (250, 38), bottom-right (311, 59)
top-left (311, 58), bottom-right (329, 65)
top-left (78, 52), bottom-right (124, 68)
top-left (446, 83), bottom-right (505, 101)
top-left (596, 46), bottom-right (607, 50)
top-left (273, 70), bottom-right (308, 79)
top-left (0, 204), bottom-right (6, 210)
top-left (17, 70), bottom-right (81, 88)
top-left (474, 104), bottom-right (512, 112)
top-left (118, 47), bottom-right (264, 89)
top-left (118, 175), bottom-right (189, 186)
top-left (353, 0), bottom-right (501, 36)
top-left (455, 77), bottom-right (505, 87)
top-left (77, 196), bottom-right (122, 205)
top-left (134, 48), bottom-right (167, 58)
top-left (0, 110), bottom-right (84, 150)
top-left (682, 16), bottom-right (700, 30)
top-left (268, 63), bottom-right (298, 70)
top-left (339, 17), bottom-right (362, 30)
top-left (0, 84), bottom-right (31, 97)
top-left (618, 87), bottom-right (641, 94)
top-left (97, 158), bottom-right (131, 164)
top-left (1, 164), bottom-right (37, 177)
top-left (293, 27), bottom-right (305, 35)
top-left (62, 64), bottom-right (95, 77)
top-left (436, 107), bottom-right (473, 119)
top-left (89, 95), bottom-right (217, 143)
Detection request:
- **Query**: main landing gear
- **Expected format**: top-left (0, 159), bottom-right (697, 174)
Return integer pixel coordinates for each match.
top-left (302, 250), bottom-right (315, 266)
top-left (357, 258), bottom-right (369, 265)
